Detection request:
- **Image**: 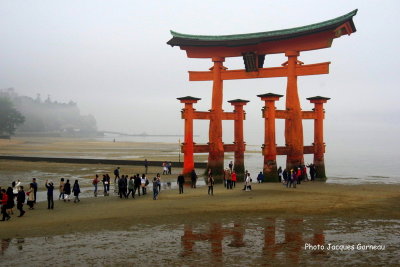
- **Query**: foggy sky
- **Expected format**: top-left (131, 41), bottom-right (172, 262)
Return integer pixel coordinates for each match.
top-left (1, 0), bottom-right (399, 154)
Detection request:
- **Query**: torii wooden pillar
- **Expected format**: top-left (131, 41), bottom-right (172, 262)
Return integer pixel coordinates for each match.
top-left (284, 51), bottom-right (305, 170)
top-left (258, 93), bottom-right (283, 182)
top-left (178, 96), bottom-right (201, 175)
top-left (228, 99), bottom-right (249, 176)
top-left (307, 96), bottom-right (330, 180)
top-left (208, 57), bottom-right (225, 176)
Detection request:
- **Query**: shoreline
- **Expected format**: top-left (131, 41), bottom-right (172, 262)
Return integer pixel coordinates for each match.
top-left (0, 155), bottom-right (208, 168)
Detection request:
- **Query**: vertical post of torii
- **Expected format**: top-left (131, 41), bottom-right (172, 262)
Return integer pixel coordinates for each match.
top-left (284, 51), bottom-right (304, 171)
top-left (258, 93), bottom-right (283, 182)
top-left (228, 99), bottom-right (249, 176)
top-left (208, 57), bottom-right (226, 176)
top-left (177, 96), bottom-right (201, 176)
top-left (307, 96), bottom-right (330, 180)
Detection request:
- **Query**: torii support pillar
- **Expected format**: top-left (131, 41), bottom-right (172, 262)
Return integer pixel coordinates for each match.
top-left (258, 93), bottom-right (283, 182)
top-left (307, 96), bottom-right (330, 180)
top-left (284, 51), bottom-right (304, 171)
top-left (228, 99), bottom-right (249, 176)
top-left (177, 96), bottom-right (201, 176)
top-left (208, 57), bottom-right (226, 177)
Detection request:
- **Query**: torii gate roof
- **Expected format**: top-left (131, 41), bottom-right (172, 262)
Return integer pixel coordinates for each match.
top-left (167, 9), bottom-right (357, 58)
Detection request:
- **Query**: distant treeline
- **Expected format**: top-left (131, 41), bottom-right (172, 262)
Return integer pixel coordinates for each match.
top-left (0, 88), bottom-right (97, 137)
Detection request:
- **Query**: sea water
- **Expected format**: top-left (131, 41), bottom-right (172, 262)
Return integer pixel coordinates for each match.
top-left (97, 134), bottom-right (400, 184)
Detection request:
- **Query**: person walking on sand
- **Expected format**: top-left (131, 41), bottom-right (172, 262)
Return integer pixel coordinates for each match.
top-left (32, 178), bottom-right (38, 204)
top-left (102, 175), bottom-right (108, 196)
top-left (45, 180), bottom-right (54, 210)
top-left (287, 169), bottom-right (296, 188)
top-left (104, 174), bottom-right (110, 196)
top-left (190, 169), bottom-right (197, 189)
top-left (64, 179), bottom-right (71, 201)
top-left (59, 178), bottom-right (65, 200)
top-left (177, 174), bottom-right (185, 194)
top-left (242, 170), bottom-right (249, 190)
top-left (257, 172), bottom-right (264, 183)
top-left (1, 189), bottom-right (11, 221)
top-left (156, 173), bottom-right (161, 193)
top-left (127, 176), bottom-right (135, 198)
top-left (207, 173), bottom-right (214, 196)
top-left (278, 166), bottom-right (283, 182)
top-left (93, 174), bottom-right (99, 197)
top-left (26, 183), bottom-right (35, 209)
top-left (134, 174), bottom-right (141, 197)
top-left (73, 180), bottom-right (80, 203)
top-left (245, 173), bottom-right (252, 191)
top-left (118, 175), bottom-right (127, 199)
top-left (292, 169), bottom-right (298, 188)
top-left (296, 167), bottom-right (302, 184)
top-left (307, 163), bottom-right (316, 181)
top-left (141, 174), bottom-right (149, 195)
top-left (16, 186), bottom-right (25, 217)
top-left (6, 187), bottom-right (14, 216)
top-left (152, 177), bottom-right (159, 200)
top-left (283, 169), bottom-right (288, 185)
top-left (231, 171), bottom-right (237, 188)
top-left (114, 167), bottom-right (120, 180)
top-left (162, 162), bottom-right (167, 175)
top-left (226, 170), bottom-right (233, 190)
top-left (167, 162), bottom-right (172, 175)
top-left (12, 180), bottom-right (20, 198)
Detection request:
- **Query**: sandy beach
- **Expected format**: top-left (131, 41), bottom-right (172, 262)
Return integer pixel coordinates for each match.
top-left (0, 182), bottom-right (399, 238)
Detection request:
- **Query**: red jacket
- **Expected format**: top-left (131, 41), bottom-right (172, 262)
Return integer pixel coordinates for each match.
top-left (1, 194), bottom-right (8, 206)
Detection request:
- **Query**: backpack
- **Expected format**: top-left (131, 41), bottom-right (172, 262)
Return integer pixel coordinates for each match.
top-left (114, 169), bottom-right (118, 175)
top-left (145, 179), bottom-right (149, 186)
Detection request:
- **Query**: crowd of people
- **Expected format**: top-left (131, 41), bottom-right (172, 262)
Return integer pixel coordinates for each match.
top-left (0, 177), bottom-right (82, 221)
top-left (111, 167), bottom-right (162, 200)
top-left (0, 162), bottom-right (319, 222)
top-left (278, 163), bottom-right (317, 188)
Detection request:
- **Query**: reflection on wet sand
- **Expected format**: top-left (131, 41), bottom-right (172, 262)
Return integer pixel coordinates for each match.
top-left (1, 217), bottom-right (398, 266)
top-left (1, 239), bottom-right (11, 255)
top-left (182, 222), bottom-right (245, 263)
top-left (182, 218), bottom-right (326, 265)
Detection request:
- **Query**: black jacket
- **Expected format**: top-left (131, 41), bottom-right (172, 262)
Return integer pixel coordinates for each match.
top-left (64, 183), bottom-right (71, 194)
top-left (17, 190), bottom-right (25, 203)
top-left (177, 175), bottom-right (185, 185)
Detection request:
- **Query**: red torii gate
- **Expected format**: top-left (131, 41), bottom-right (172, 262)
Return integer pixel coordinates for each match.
top-left (169, 10), bottom-right (357, 181)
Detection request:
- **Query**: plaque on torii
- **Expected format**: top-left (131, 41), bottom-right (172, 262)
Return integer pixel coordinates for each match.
top-left (169, 10), bottom-right (357, 181)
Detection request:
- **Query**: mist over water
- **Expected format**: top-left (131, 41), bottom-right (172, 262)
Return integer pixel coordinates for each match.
top-left (99, 129), bottom-right (400, 184)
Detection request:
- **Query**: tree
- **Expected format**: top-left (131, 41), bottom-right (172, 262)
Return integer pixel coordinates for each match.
top-left (0, 97), bottom-right (25, 136)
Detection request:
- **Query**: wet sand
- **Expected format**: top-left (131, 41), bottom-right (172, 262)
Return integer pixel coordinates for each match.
top-left (0, 137), bottom-right (399, 239)
top-left (0, 137), bottom-right (208, 162)
top-left (0, 182), bottom-right (399, 239)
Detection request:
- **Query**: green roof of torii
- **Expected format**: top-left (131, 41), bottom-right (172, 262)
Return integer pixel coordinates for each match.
top-left (167, 9), bottom-right (357, 47)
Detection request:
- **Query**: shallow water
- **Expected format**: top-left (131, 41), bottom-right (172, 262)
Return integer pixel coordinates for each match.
top-left (0, 216), bottom-right (398, 266)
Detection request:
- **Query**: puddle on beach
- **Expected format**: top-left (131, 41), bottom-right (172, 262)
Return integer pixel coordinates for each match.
top-left (0, 217), bottom-right (398, 266)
